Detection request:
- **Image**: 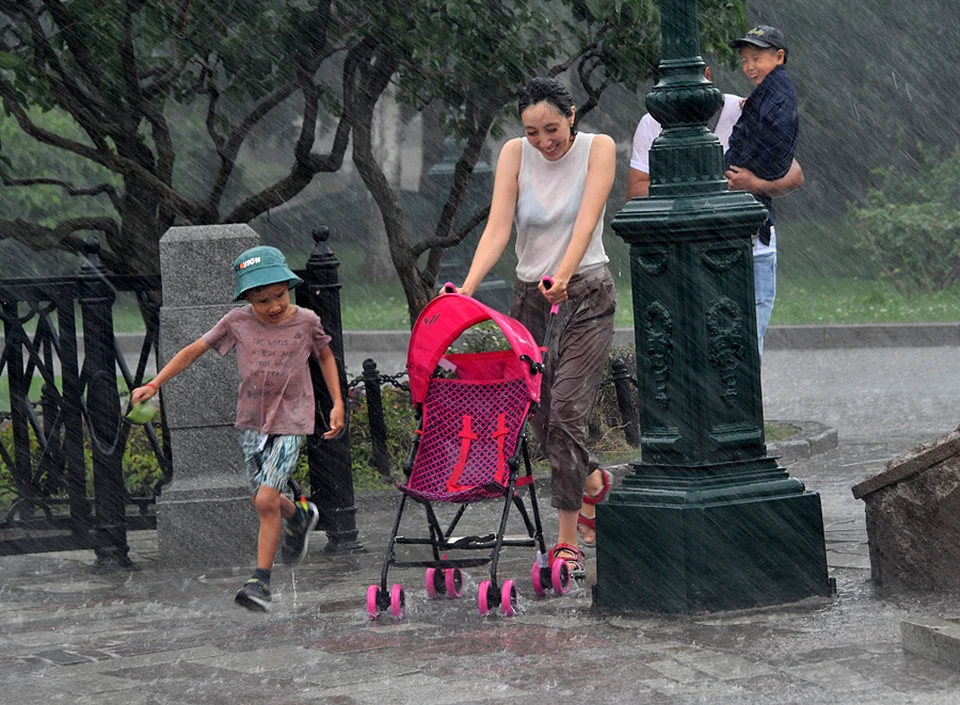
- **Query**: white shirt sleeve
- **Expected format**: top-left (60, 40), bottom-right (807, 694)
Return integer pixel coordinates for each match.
top-left (715, 94), bottom-right (744, 153)
top-left (629, 114), bottom-right (663, 173)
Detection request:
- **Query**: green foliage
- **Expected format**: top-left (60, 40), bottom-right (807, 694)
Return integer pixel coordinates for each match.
top-left (852, 148), bottom-right (960, 295)
top-left (446, 321), bottom-right (512, 354)
top-left (122, 425), bottom-right (167, 496)
top-left (0, 419), bottom-right (166, 513)
top-left (0, 110), bottom-right (120, 228)
top-left (2, 0), bottom-right (748, 307)
top-left (346, 386), bottom-right (419, 487)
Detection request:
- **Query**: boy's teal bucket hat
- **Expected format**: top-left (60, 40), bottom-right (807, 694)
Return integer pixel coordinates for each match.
top-left (232, 246), bottom-right (303, 301)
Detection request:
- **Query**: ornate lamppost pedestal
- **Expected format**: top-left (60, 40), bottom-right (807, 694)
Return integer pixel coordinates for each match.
top-left (594, 459), bottom-right (831, 614)
top-left (592, 9), bottom-right (831, 613)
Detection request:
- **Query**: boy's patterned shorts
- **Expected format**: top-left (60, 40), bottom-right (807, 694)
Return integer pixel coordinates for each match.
top-left (239, 430), bottom-right (302, 495)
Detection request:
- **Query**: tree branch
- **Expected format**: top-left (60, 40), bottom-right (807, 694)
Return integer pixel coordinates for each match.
top-left (0, 82), bottom-right (206, 219)
top-left (39, 0), bottom-right (105, 91)
top-left (414, 205), bottom-right (490, 256)
top-left (120, 0), bottom-right (145, 112)
top-left (0, 216), bottom-right (121, 263)
top-left (0, 167), bottom-right (122, 211)
top-left (142, 0), bottom-right (193, 100)
top-left (219, 38), bottom-right (365, 224)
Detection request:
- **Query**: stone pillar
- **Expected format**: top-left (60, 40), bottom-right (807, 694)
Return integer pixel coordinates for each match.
top-left (156, 224), bottom-right (261, 568)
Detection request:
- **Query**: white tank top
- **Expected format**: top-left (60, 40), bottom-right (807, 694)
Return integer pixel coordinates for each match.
top-left (514, 132), bottom-right (608, 283)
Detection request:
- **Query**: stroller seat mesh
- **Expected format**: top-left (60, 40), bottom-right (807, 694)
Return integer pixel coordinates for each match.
top-left (400, 376), bottom-right (531, 503)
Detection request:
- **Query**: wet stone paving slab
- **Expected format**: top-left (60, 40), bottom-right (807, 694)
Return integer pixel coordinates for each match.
top-left (5, 440), bottom-right (960, 703)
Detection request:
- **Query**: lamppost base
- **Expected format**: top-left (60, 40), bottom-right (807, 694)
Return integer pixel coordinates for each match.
top-left (317, 504), bottom-right (365, 555)
top-left (322, 532), bottom-right (365, 555)
top-left (593, 459), bottom-right (832, 614)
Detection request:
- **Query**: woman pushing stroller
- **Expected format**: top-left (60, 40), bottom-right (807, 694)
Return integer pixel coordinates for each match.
top-left (455, 77), bottom-right (617, 576)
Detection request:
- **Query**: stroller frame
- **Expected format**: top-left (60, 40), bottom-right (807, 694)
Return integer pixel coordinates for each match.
top-left (366, 290), bottom-right (570, 619)
top-left (370, 413), bottom-right (550, 616)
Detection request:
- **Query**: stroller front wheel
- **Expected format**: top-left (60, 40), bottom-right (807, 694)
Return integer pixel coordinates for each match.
top-left (390, 583), bottom-right (406, 620)
top-left (444, 567), bottom-right (464, 598)
top-left (551, 559), bottom-right (571, 595)
top-left (501, 580), bottom-right (519, 616)
top-left (478, 579), bottom-right (495, 616)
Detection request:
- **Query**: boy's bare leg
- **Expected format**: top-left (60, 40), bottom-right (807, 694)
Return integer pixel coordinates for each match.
top-left (253, 487), bottom-right (297, 570)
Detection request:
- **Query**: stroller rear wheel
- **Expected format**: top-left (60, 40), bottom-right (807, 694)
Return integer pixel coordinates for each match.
top-left (425, 567), bottom-right (464, 599)
top-left (366, 584), bottom-right (385, 619)
top-left (390, 583), bottom-right (406, 620)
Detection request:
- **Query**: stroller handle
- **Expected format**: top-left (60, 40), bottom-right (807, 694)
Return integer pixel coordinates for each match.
top-left (541, 277), bottom-right (560, 316)
top-left (541, 276), bottom-right (560, 350)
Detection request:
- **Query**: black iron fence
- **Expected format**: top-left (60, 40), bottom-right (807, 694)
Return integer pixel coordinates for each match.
top-left (1, 226), bottom-right (640, 566)
top-left (0, 239), bottom-right (166, 569)
top-left (347, 354), bottom-right (642, 483)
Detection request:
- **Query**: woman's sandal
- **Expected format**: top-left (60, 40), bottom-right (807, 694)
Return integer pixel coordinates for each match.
top-left (549, 542), bottom-right (586, 579)
top-left (577, 467), bottom-right (612, 548)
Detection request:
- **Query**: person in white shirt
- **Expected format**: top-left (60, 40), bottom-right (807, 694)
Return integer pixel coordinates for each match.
top-left (627, 66), bottom-right (804, 356)
top-left (458, 77), bottom-right (617, 575)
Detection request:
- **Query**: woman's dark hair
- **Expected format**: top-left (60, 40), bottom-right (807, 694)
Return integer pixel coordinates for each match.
top-left (517, 77), bottom-right (576, 132)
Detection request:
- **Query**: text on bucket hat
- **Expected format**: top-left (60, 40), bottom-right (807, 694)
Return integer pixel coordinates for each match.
top-left (232, 246), bottom-right (303, 301)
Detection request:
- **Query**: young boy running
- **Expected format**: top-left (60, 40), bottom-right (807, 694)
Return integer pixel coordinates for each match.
top-left (131, 245), bottom-right (345, 612)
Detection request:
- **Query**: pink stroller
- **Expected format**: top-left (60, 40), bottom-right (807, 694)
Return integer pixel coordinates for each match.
top-left (365, 285), bottom-right (570, 619)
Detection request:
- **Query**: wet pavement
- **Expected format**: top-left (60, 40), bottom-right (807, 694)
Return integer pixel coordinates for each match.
top-left (3, 346), bottom-right (960, 704)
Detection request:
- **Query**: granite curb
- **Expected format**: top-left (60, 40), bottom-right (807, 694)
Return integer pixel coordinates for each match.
top-left (902, 617), bottom-right (960, 670)
top-left (343, 323), bottom-right (960, 354)
top-left (767, 420), bottom-right (840, 465)
top-left (38, 322), bottom-right (956, 359)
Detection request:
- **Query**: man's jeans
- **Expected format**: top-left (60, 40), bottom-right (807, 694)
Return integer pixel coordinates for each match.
top-left (753, 249), bottom-right (777, 358)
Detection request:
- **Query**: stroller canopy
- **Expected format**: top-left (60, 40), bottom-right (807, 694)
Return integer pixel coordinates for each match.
top-left (407, 293), bottom-right (542, 405)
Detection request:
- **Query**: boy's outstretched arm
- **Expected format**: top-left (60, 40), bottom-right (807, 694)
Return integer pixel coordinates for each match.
top-left (316, 345), bottom-right (345, 439)
top-left (131, 338), bottom-right (210, 404)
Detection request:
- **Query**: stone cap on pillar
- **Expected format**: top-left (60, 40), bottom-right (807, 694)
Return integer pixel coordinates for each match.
top-left (852, 426), bottom-right (960, 499)
top-left (160, 224), bottom-right (261, 308)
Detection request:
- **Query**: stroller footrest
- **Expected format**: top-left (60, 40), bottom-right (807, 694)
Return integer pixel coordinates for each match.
top-left (393, 558), bottom-right (491, 569)
top-left (441, 534), bottom-right (536, 550)
top-left (447, 533), bottom-right (496, 547)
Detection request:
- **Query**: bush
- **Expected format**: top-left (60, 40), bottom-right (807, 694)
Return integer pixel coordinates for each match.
top-left (852, 148), bottom-right (960, 295)
top-left (0, 420), bottom-right (166, 513)
top-left (294, 385), bottom-right (418, 491)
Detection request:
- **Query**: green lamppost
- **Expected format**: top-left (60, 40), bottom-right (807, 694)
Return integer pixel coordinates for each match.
top-left (593, 1), bottom-right (833, 613)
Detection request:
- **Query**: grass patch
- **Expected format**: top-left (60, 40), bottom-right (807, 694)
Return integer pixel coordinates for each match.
top-left (771, 276), bottom-right (960, 324)
top-left (40, 217), bottom-right (960, 334)
top-left (764, 422), bottom-right (802, 442)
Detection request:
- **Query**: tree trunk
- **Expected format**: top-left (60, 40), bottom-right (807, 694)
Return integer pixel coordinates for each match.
top-left (112, 173), bottom-right (164, 275)
top-left (363, 84), bottom-right (402, 281)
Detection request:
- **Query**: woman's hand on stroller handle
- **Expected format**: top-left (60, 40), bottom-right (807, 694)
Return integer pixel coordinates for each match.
top-left (539, 276), bottom-right (565, 311)
top-left (437, 282), bottom-right (466, 297)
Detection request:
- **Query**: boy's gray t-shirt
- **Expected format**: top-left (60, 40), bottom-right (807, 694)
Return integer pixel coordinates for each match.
top-left (202, 305), bottom-right (332, 435)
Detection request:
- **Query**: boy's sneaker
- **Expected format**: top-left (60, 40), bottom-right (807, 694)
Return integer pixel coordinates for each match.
top-left (280, 501), bottom-right (320, 566)
top-left (234, 578), bottom-right (271, 612)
